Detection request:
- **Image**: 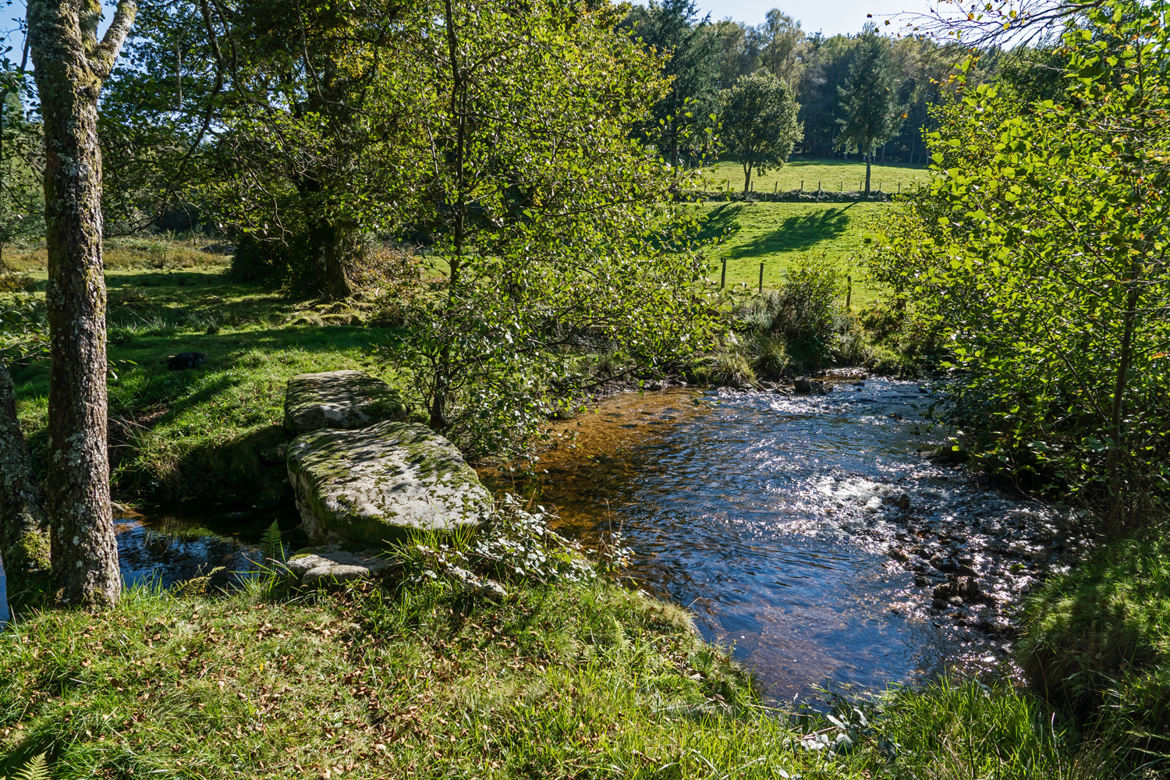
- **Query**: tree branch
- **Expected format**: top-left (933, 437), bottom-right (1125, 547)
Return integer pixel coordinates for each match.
top-left (90, 0), bottom-right (137, 80)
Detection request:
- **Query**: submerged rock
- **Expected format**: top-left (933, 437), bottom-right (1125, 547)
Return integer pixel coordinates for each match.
top-left (283, 370), bottom-right (409, 434)
top-left (287, 421), bottom-right (494, 545)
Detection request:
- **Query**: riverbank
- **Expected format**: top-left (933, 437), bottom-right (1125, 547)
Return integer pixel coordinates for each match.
top-left (0, 522), bottom-right (1109, 779)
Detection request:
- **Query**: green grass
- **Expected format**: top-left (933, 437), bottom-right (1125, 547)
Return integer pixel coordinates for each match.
top-left (0, 563), bottom-right (840, 778)
top-left (701, 157), bottom-right (930, 196)
top-left (4, 249), bottom-right (414, 509)
top-left (1018, 531), bottom-right (1170, 766)
top-left (0, 551), bottom-right (1117, 779)
top-left (694, 201), bottom-right (886, 306)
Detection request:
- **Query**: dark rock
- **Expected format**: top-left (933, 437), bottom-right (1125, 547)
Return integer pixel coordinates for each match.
top-left (882, 493), bottom-right (911, 511)
top-left (167, 351), bottom-right (206, 370)
top-left (793, 377), bottom-right (829, 395)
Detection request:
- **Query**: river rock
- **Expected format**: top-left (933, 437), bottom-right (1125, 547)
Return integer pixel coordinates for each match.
top-left (283, 370), bottom-right (409, 434)
top-left (793, 377), bottom-right (829, 395)
top-left (285, 546), bottom-right (399, 585)
top-left (288, 421), bottom-right (494, 545)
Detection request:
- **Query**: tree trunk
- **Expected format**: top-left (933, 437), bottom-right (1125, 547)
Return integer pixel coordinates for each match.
top-left (28, 0), bottom-right (136, 609)
top-left (864, 151), bottom-right (872, 197)
top-left (0, 363), bottom-right (52, 615)
top-left (742, 162), bottom-right (752, 196)
top-left (1106, 275), bottom-right (1142, 533)
top-left (307, 217), bottom-right (357, 301)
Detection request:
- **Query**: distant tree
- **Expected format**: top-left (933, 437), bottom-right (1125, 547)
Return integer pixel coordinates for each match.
top-left (0, 85), bottom-right (43, 250)
top-left (757, 9), bottom-right (805, 87)
top-left (624, 0), bottom-right (721, 167)
top-left (711, 19), bottom-right (760, 89)
top-left (796, 34), bottom-right (855, 157)
top-left (103, 0), bottom-right (416, 300)
top-left (836, 25), bottom-right (902, 195)
top-left (719, 71), bottom-right (802, 194)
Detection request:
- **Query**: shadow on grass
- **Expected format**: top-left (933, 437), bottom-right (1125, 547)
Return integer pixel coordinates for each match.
top-left (729, 205), bottom-right (853, 259)
top-left (15, 322), bottom-right (410, 508)
top-left (696, 204), bottom-right (743, 246)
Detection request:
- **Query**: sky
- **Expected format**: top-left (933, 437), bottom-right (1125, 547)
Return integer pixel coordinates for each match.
top-left (650, 1), bottom-right (940, 37)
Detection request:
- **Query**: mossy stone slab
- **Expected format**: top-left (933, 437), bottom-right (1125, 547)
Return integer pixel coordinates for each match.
top-left (283, 370), bottom-right (408, 434)
top-left (287, 421), bottom-right (493, 545)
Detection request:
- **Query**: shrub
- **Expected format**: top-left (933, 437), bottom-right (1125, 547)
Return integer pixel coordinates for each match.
top-left (768, 260), bottom-right (841, 370)
top-left (750, 331), bottom-right (791, 380)
top-left (696, 350), bottom-right (756, 388)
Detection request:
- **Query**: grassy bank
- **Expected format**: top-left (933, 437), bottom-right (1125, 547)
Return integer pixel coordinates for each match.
top-left (3, 245), bottom-right (413, 509)
top-left (0, 529), bottom-right (1117, 780)
top-left (694, 201), bottom-right (884, 307)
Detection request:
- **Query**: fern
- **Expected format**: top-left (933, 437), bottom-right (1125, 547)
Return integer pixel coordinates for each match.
top-left (261, 520), bottom-right (286, 563)
top-left (5, 752), bottom-right (50, 780)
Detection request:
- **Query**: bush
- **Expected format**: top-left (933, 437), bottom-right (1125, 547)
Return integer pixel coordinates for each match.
top-left (736, 259), bottom-right (867, 373)
top-left (693, 350), bottom-right (756, 388)
top-left (1018, 532), bottom-right (1170, 768)
top-left (750, 332), bottom-right (791, 380)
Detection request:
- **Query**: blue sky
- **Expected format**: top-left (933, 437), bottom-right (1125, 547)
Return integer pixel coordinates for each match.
top-left (640, 1), bottom-right (938, 36)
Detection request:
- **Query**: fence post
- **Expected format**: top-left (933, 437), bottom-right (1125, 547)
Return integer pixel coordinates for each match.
top-left (846, 275), bottom-right (852, 311)
top-left (818, 181), bottom-right (822, 196)
top-left (720, 258), bottom-right (727, 290)
top-left (773, 182), bottom-right (778, 194)
top-left (800, 180), bottom-right (804, 192)
top-left (759, 262), bottom-right (765, 294)
top-left (898, 181), bottom-right (901, 194)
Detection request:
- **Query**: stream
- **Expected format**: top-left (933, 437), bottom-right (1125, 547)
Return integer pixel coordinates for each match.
top-left (2, 378), bottom-right (1082, 702)
top-left (491, 378), bottom-right (1086, 700)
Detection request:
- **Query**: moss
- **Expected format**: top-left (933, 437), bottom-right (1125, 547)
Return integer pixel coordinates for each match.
top-left (287, 422), bottom-right (492, 546)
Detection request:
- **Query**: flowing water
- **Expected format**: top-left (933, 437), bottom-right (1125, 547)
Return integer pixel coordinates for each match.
top-left (2, 378), bottom-right (1082, 702)
top-left (490, 378), bottom-right (1085, 701)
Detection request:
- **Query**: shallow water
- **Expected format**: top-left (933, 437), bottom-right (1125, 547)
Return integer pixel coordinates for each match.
top-left (0, 514), bottom-right (267, 628)
top-left (490, 379), bottom-right (1079, 701)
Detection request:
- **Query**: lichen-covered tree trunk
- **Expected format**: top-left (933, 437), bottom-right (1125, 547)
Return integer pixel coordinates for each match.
top-left (28, 0), bottom-right (136, 608)
top-left (0, 363), bottom-right (52, 614)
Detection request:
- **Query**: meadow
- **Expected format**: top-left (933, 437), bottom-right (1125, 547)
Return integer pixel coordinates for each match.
top-left (702, 157), bottom-right (931, 196)
top-left (695, 201), bottom-right (887, 307)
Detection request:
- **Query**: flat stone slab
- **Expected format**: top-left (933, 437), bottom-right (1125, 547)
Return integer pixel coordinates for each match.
top-left (283, 370), bottom-right (408, 434)
top-left (285, 546), bottom-right (399, 585)
top-left (288, 421), bottom-right (494, 546)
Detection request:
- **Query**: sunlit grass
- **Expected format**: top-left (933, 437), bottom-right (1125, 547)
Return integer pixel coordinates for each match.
top-left (693, 201), bottom-right (887, 306)
top-left (701, 157), bottom-right (930, 196)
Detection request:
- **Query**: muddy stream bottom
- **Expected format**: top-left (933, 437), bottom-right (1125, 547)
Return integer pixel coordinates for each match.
top-left (486, 379), bottom-right (1087, 702)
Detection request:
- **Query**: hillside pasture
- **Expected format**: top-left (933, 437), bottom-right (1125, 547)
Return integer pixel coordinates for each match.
top-left (694, 200), bottom-right (887, 306)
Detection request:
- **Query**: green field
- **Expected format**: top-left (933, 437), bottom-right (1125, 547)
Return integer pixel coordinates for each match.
top-left (702, 157), bottom-right (930, 195)
top-left (694, 200), bottom-right (887, 307)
